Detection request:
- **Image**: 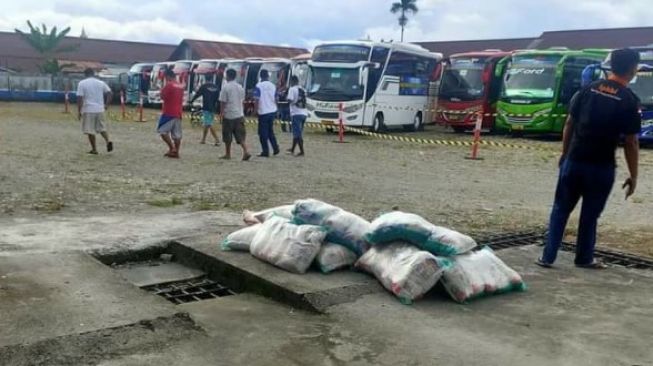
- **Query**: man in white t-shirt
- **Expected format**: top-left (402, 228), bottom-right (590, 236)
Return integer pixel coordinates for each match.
top-left (76, 68), bottom-right (113, 154)
top-left (286, 75), bottom-right (308, 156)
top-left (253, 69), bottom-right (279, 157)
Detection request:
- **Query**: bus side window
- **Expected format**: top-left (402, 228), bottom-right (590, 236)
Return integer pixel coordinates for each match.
top-left (561, 67), bottom-right (583, 104)
top-left (367, 47), bottom-right (389, 101)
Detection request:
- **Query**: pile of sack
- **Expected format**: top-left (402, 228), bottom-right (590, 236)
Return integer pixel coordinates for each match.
top-left (222, 199), bottom-right (526, 304)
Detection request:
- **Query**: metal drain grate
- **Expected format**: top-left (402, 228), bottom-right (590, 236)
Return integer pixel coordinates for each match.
top-left (474, 230), bottom-right (545, 250)
top-left (472, 230), bottom-right (653, 270)
top-left (142, 277), bottom-right (234, 304)
top-left (562, 242), bottom-right (653, 270)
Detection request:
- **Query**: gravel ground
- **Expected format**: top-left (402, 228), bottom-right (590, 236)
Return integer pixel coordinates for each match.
top-left (1, 101), bottom-right (651, 256)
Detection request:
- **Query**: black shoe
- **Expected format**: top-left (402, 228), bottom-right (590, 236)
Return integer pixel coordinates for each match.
top-left (258, 153), bottom-right (269, 158)
top-left (273, 150), bottom-right (280, 156)
top-left (107, 141), bottom-right (114, 152)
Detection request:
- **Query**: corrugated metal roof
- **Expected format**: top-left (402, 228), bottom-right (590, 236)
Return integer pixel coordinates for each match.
top-left (171, 39), bottom-right (308, 61)
top-left (416, 38), bottom-right (536, 58)
top-left (533, 27), bottom-right (653, 50)
top-left (0, 32), bottom-right (176, 72)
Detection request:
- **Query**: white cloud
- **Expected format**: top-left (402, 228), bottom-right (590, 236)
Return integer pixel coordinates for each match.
top-left (2, 0), bottom-right (653, 48)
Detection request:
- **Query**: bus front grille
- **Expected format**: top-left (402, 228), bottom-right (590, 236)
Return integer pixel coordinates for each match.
top-left (314, 111), bottom-right (340, 119)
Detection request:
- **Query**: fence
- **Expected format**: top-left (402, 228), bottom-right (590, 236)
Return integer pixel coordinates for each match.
top-left (0, 72), bottom-right (124, 103)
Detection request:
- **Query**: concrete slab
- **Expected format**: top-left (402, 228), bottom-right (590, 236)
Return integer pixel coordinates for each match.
top-left (325, 245), bottom-right (653, 366)
top-left (0, 211), bottom-right (240, 256)
top-left (0, 252), bottom-right (178, 347)
top-left (172, 234), bottom-right (383, 312)
top-left (114, 262), bottom-right (205, 287)
top-left (3, 245), bottom-right (651, 365)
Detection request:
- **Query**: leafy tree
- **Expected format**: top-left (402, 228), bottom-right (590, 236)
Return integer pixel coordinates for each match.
top-left (390, 0), bottom-right (419, 42)
top-left (15, 21), bottom-right (78, 74)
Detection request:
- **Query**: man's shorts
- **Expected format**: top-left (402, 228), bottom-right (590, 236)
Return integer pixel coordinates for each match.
top-left (157, 115), bottom-right (183, 139)
top-left (222, 117), bottom-right (246, 145)
top-left (202, 111), bottom-right (215, 126)
top-left (81, 113), bottom-right (106, 135)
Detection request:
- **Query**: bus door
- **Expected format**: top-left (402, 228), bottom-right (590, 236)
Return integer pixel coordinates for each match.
top-left (365, 46), bottom-right (390, 124)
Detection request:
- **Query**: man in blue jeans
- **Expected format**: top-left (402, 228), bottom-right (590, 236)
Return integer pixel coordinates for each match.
top-left (538, 48), bottom-right (641, 269)
top-left (254, 69), bottom-right (280, 157)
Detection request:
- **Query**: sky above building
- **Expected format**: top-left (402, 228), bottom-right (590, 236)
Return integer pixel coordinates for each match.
top-left (1, 0), bottom-right (651, 48)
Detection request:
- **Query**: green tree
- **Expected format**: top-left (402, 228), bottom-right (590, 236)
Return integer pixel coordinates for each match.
top-left (390, 0), bottom-right (419, 42)
top-left (14, 21), bottom-right (77, 74)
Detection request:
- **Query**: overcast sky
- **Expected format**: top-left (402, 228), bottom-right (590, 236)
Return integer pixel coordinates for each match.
top-left (1, 0), bottom-right (651, 49)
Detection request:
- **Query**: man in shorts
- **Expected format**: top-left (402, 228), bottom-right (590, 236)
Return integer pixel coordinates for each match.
top-left (77, 68), bottom-right (113, 154)
top-left (158, 68), bottom-right (184, 158)
top-left (190, 79), bottom-right (221, 145)
top-left (219, 69), bottom-right (251, 161)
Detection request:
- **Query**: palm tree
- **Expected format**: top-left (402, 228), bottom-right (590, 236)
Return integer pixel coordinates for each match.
top-left (390, 0), bottom-right (419, 42)
top-left (15, 21), bottom-right (77, 74)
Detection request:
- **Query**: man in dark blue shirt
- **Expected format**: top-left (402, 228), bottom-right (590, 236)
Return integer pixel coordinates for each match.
top-left (191, 81), bottom-right (221, 145)
top-left (538, 48), bottom-right (641, 269)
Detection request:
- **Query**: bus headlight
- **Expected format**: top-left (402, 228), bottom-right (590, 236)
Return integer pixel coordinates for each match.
top-left (343, 104), bottom-right (363, 113)
top-left (306, 102), bottom-right (316, 111)
top-left (533, 108), bottom-right (552, 118)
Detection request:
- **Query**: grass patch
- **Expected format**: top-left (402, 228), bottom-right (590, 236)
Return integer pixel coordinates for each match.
top-left (146, 196), bottom-right (184, 208)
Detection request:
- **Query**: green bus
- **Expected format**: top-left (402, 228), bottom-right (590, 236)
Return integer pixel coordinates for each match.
top-left (495, 48), bottom-right (609, 134)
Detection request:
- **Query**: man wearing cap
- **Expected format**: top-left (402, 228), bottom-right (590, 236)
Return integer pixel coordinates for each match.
top-left (538, 48), bottom-right (641, 269)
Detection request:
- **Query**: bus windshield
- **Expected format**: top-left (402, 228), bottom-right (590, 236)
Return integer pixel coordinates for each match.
top-left (502, 65), bottom-right (557, 101)
top-left (261, 62), bottom-right (289, 85)
top-left (630, 71), bottom-right (653, 106)
top-left (224, 62), bottom-right (246, 86)
top-left (150, 65), bottom-right (165, 91)
top-left (440, 63), bottom-right (485, 101)
top-left (308, 66), bottom-right (363, 102)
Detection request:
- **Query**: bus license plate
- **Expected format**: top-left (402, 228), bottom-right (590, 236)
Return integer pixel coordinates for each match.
top-left (513, 125), bottom-right (524, 131)
top-left (321, 120), bottom-right (335, 126)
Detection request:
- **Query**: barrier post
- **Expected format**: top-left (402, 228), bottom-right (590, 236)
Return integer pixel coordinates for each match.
top-left (137, 92), bottom-right (145, 122)
top-left (465, 112), bottom-right (484, 160)
top-left (63, 88), bottom-right (70, 114)
top-left (334, 103), bottom-right (346, 144)
top-left (120, 90), bottom-right (126, 120)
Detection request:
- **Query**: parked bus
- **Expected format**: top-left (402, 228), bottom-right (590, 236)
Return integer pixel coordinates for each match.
top-left (306, 41), bottom-right (442, 132)
top-left (126, 63), bottom-right (153, 105)
top-left (188, 59), bottom-right (225, 108)
top-left (148, 61), bottom-right (174, 105)
top-left (631, 48), bottom-right (653, 144)
top-left (291, 53), bottom-right (312, 89)
top-left (599, 47), bottom-right (653, 144)
top-left (437, 50), bottom-right (511, 133)
top-left (495, 48), bottom-right (609, 134)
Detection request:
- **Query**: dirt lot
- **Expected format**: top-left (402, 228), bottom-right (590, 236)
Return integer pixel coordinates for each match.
top-left (1, 102), bottom-right (651, 256)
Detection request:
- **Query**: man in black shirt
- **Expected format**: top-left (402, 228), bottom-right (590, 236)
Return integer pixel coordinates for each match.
top-left (190, 81), bottom-right (221, 145)
top-left (538, 48), bottom-right (641, 269)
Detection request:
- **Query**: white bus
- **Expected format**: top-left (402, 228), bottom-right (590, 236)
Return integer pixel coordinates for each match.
top-left (306, 41), bottom-right (442, 132)
top-left (148, 61), bottom-right (174, 105)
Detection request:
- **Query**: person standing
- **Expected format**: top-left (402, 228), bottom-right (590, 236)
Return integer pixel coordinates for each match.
top-left (158, 68), bottom-right (184, 158)
top-left (286, 75), bottom-right (308, 156)
top-left (76, 68), bottom-right (113, 154)
top-left (253, 69), bottom-right (280, 157)
top-left (538, 48), bottom-right (641, 269)
top-left (190, 80), bottom-right (221, 145)
top-left (219, 69), bottom-right (252, 161)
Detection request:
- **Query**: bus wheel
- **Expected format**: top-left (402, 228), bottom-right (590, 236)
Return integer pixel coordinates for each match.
top-left (372, 113), bottom-right (386, 133)
top-left (410, 112), bottom-right (423, 132)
